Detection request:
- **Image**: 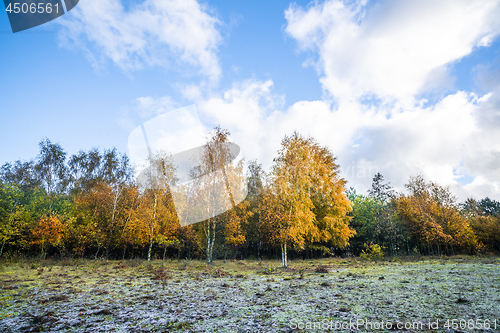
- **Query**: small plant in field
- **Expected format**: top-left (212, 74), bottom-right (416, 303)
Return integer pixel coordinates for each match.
top-left (390, 256), bottom-right (400, 263)
top-left (213, 268), bottom-right (226, 278)
top-left (258, 266), bottom-right (279, 275)
top-left (113, 261), bottom-right (127, 269)
top-left (360, 243), bottom-right (385, 261)
top-left (152, 268), bottom-right (170, 281)
top-left (167, 321), bottom-right (192, 330)
top-left (315, 265), bottom-right (329, 273)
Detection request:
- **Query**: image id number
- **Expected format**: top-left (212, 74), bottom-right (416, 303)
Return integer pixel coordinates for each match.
top-left (6, 2), bottom-right (60, 14)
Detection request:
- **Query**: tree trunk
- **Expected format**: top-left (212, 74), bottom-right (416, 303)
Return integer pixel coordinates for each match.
top-left (0, 240), bottom-right (5, 258)
top-left (209, 226), bottom-right (215, 263)
top-left (281, 244), bottom-right (284, 267)
top-left (106, 190), bottom-right (120, 260)
top-left (39, 247), bottom-right (46, 260)
top-left (206, 226), bottom-right (211, 264)
top-left (257, 216), bottom-right (261, 260)
top-left (206, 218), bottom-right (216, 264)
top-left (285, 242), bottom-right (287, 267)
top-left (148, 238), bottom-right (153, 261)
top-left (94, 246), bottom-right (100, 262)
top-left (148, 195), bottom-right (158, 262)
top-left (281, 241), bottom-right (288, 268)
top-left (162, 247), bottom-right (166, 268)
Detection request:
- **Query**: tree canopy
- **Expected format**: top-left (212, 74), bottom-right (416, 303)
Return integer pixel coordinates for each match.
top-left (0, 135), bottom-right (498, 261)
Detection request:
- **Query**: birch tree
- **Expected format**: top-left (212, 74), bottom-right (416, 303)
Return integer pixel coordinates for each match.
top-left (35, 138), bottom-right (68, 196)
top-left (262, 132), bottom-right (354, 267)
top-left (192, 126), bottom-right (242, 263)
top-left (137, 151), bottom-right (177, 261)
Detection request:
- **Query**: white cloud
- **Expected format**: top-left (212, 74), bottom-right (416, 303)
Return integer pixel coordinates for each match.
top-left (280, 0), bottom-right (500, 200)
top-left (464, 176), bottom-right (500, 199)
top-left (58, 0), bottom-right (222, 79)
top-left (346, 92), bottom-right (479, 193)
top-left (127, 104), bottom-right (208, 173)
top-left (463, 89), bottom-right (500, 184)
top-left (134, 96), bottom-right (178, 119)
top-left (119, 0), bottom-right (500, 201)
top-left (285, 0), bottom-right (500, 104)
top-left (197, 80), bottom-right (285, 167)
top-left (130, 76), bottom-right (500, 201)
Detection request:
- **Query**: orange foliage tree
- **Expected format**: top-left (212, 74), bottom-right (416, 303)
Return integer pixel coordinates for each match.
top-left (261, 132), bottom-right (354, 267)
top-left (132, 151), bottom-right (178, 261)
top-left (463, 198), bottom-right (500, 253)
top-left (31, 215), bottom-right (65, 259)
top-left (395, 175), bottom-right (477, 255)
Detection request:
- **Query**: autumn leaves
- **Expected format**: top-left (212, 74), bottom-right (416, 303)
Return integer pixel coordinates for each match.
top-left (0, 129), bottom-right (358, 264)
top-left (3, 129), bottom-right (498, 263)
top-left (259, 132), bottom-right (355, 267)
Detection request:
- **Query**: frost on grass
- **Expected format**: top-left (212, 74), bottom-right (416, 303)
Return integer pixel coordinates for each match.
top-left (0, 257), bottom-right (499, 332)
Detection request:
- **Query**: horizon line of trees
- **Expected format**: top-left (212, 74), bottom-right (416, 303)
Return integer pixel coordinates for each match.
top-left (1, 132), bottom-right (499, 266)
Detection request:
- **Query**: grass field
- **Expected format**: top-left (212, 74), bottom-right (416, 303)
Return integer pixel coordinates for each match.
top-left (0, 256), bottom-right (499, 332)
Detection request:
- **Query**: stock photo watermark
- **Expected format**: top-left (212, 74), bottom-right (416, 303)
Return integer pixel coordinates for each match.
top-left (289, 318), bottom-right (498, 331)
top-left (3, 0), bottom-right (79, 33)
top-left (339, 163), bottom-right (379, 194)
top-left (128, 104), bottom-right (247, 227)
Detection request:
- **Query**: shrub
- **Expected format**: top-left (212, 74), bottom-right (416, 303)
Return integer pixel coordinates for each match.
top-left (360, 243), bottom-right (385, 261)
top-left (152, 268), bottom-right (170, 281)
top-left (315, 265), bottom-right (329, 273)
top-left (213, 268), bottom-right (227, 278)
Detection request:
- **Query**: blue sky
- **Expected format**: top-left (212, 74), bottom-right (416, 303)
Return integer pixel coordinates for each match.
top-left (1, 0), bottom-right (500, 200)
top-left (0, 0), bottom-right (321, 161)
